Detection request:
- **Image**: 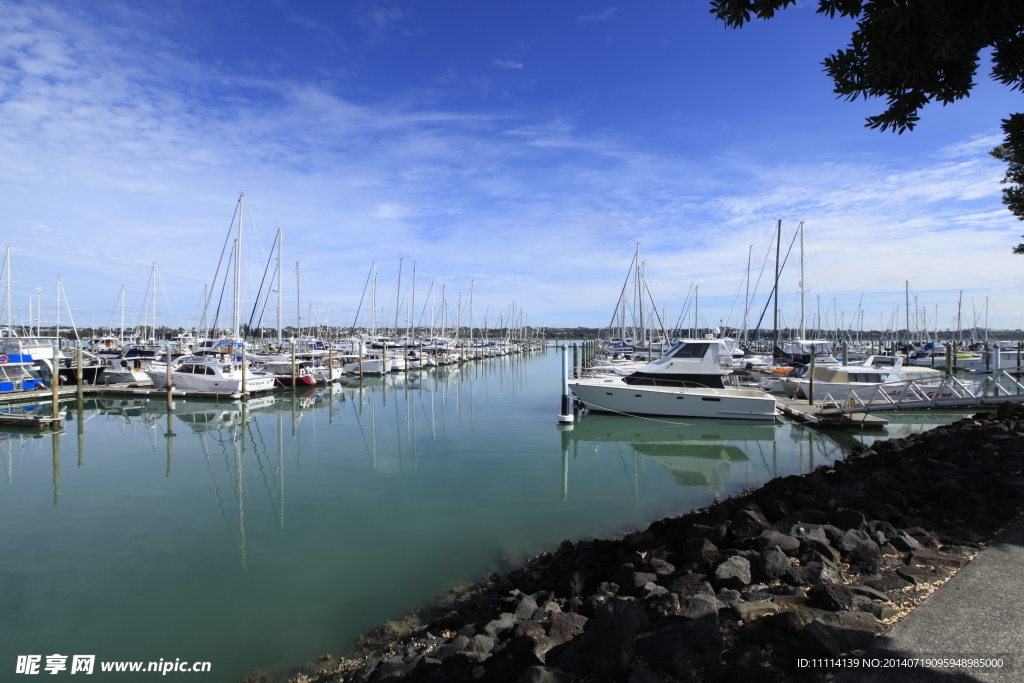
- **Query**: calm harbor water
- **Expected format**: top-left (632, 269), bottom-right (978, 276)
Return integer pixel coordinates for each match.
top-left (0, 349), bottom-right (970, 681)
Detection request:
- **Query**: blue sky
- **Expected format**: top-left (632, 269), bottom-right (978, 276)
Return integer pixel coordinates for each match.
top-left (0, 0), bottom-right (1021, 334)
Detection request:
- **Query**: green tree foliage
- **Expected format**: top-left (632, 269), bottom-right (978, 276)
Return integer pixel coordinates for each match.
top-left (710, 1), bottom-right (1024, 236)
top-left (991, 114), bottom-right (1024, 250)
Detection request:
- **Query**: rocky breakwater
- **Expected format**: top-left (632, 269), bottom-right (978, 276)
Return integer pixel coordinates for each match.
top-left (281, 402), bottom-right (1024, 683)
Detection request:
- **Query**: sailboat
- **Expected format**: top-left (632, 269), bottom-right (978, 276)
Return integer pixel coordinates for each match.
top-left (162, 194), bottom-right (276, 393)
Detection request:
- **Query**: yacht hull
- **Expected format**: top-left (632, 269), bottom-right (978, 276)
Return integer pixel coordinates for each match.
top-left (569, 377), bottom-right (777, 420)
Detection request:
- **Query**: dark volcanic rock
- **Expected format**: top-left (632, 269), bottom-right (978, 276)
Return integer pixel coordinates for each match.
top-left (634, 616), bottom-right (723, 678)
top-left (756, 529), bottom-right (801, 556)
top-left (514, 595), bottom-right (539, 619)
top-left (847, 540), bottom-right (883, 574)
top-left (862, 571), bottom-right (913, 592)
top-left (802, 537), bottom-right (842, 565)
top-left (829, 507), bottom-right (867, 531)
top-left (575, 598), bottom-right (650, 680)
top-left (676, 594), bottom-right (720, 623)
top-left (731, 509), bottom-right (771, 538)
top-left (713, 556), bottom-right (752, 590)
top-left (759, 499), bottom-right (794, 522)
top-left (896, 566), bottom-right (946, 585)
top-left (685, 524), bottom-right (728, 545)
top-left (675, 537), bottom-right (722, 571)
top-left (547, 613), bottom-right (587, 647)
top-left (847, 584), bottom-right (890, 602)
top-left (797, 618), bottom-right (877, 658)
top-left (909, 549), bottom-right (965, 569)
top-left (482, 636), bottom-right (544, 683)
top-left (628, 665), bottom-right (667, 683)
top-left (667, 573), bottom-right (714, 597)
top-left (483, 613), bottom-right (517, 638)
top-left (520, 666), bottom-right (572, 683)
top-left (782, 564), bottom-right (820, 587)
top-left (835, 529), bottom-right (872, 554)
top-left (758, 546), bottom-right (791, 582)
top-left (808, 583), bottom-right (855, 612)
top-left (434, 636), bottom-right (471, 661)
top-left (557, 570), bottom-right (592, 599)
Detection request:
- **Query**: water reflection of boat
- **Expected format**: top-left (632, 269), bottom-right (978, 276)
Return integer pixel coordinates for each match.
top-left (567, 414), bottom-right (775, 493)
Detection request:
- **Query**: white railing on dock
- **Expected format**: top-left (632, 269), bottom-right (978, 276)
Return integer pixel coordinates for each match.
top-left (818, 368), bottom-right (1024, 415)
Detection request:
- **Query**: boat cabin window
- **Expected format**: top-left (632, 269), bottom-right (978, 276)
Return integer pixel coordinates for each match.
top-left (205, 367), bottom-right (216, 375)
top-left (180, 365), bottom-right (195, 373)
top-left (848, 373), bottom-right (883, 384)
top-left (670, 343), bottom-right (710, 359)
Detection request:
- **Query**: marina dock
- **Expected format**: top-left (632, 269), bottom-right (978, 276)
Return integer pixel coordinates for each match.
top-left (775, 395), bottom-right (889, 429)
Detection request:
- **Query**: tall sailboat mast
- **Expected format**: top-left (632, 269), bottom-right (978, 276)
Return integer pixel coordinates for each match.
top-left (119, 285), bottom-right (126, 342)
top-left (150, 263), bottom-right (158, 341)
top-left (410, 261), bottom-right (416, 342)
top-left (3, 245), bottom-right (11, 335)
top-left (232, 192), bottom-right (244, 344)
top-left (743, 244), bottom-right (751, 346)
top-left (799, 221), bottom-right (805, 340)
top-left (394, 258), bottom-right (403, 336)
top-left (773, 219), bottom-right (781, 349)
top-left (296, 261), bottom-right (302, 341)
top-left (276, 227), bottom-right (283, 346)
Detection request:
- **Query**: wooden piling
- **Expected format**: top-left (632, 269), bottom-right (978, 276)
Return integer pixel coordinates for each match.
top-left (808, 352), bottom-right (815, 406)
top-left (51, 345), bottom-right (59, 419)
top-left (75, 343), bottom-right (83, 404)
top-left (291, 340), bottom-right (297, 389)
top-left (241, 340), bottom-right (248, 396)
top-left (166, 345), bottom-right (174, 411)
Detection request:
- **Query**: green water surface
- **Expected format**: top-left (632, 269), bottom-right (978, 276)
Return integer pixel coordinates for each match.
top-left (0, 349), bottom-right (968, 681)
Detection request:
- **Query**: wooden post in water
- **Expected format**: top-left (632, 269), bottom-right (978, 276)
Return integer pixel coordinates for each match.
top-left (808, 352), bottom-right (815, 406)
top-left (291, 340), bottom-right (297, 389)
top-left (241, 340), bottom-right (248, 396)
top-left (946, 344), bottom-right (953, 375)
top-left (51, 345), bottom-right (60, 419)
top-left (558, 345), bottom-right (574, 424)
top-left (75, 343), bottom-right (83, 404)
top-left (328, 344), bottom-right (333, 383)
top-left (572, 343), bottom-right (578, 379)
top-left (841, 343), bottom-right (847, 367)
top-left (165, 345), bottom-right (173, 410)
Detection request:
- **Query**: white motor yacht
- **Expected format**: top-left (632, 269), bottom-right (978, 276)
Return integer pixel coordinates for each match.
top-left (166, 356), bottom-right (276, 393)
top-left (569, 340), bottom-right (777, 420)
top-left (785, 355), bottom-right (944, 401)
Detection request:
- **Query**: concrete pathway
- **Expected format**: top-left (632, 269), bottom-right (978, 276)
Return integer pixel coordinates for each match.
top-left (834, 516), bottom-right (1024, 683)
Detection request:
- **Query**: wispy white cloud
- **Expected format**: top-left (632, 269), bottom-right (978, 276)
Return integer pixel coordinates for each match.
top-left (578, 8), bottom-right (617, 22)
top-left (286, 13), bottom-right (347, 47)
top-left (492, 59), bottom-right (523, 70)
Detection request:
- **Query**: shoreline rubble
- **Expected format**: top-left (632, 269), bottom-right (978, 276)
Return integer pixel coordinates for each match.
top-left (258, 402), bottom-right (1024, 683)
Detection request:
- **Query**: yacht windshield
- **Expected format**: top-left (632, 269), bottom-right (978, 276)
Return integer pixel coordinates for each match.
top-left (670, 343), bottom-right (710, 359)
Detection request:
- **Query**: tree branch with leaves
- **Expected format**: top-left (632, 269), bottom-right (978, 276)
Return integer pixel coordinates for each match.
top-left (710, 0), bottom-right (1024, 246)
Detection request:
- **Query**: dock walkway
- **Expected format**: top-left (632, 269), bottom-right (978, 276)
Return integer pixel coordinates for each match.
top-left (776, 395), bottom-right (889, 429)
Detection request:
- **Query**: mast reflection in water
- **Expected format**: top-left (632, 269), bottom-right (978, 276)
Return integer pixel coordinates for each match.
top-left (0, 350), bottom-right (964, 682)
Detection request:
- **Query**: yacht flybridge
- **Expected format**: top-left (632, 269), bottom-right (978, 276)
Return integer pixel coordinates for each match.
top-left (569, 341), bottom-right (778, 420)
